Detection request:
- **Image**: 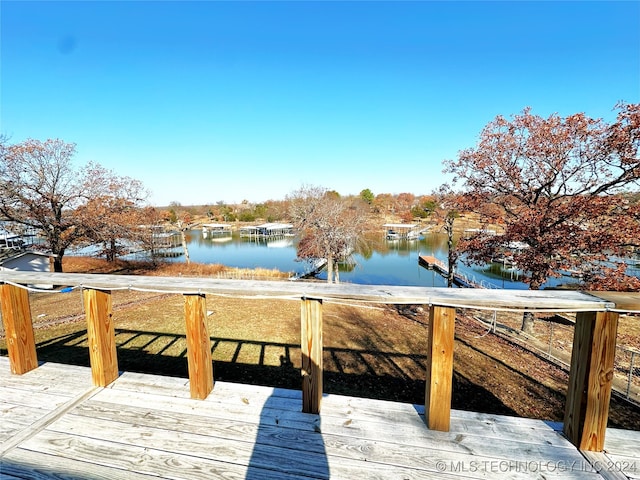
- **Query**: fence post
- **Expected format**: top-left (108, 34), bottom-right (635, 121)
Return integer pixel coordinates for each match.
top-left (184, 293), bottom-right (213, 400)
top-left (301, 297), bottom-right (323, 414)
top-left (0, 283), bottom-right (38, 374)
top-left (628, 351), bottom-right (636, 400)
top-left (84, 288), bottom-right (119, 386)
top-left (564, 310), bottom-right (619, 451)
top-left (425, 305), bottom-right (456, 431)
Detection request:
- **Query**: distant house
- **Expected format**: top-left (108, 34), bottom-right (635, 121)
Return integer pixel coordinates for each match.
top-left (0, 250), bottom-right (56, 289)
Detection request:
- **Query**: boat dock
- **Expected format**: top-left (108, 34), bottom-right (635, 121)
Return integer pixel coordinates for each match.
top-left (384, 223), bottom-right (428, 240)
top-left (201, 223), bottom-right (232, 238)
top-left (418, 255), bottom-right (491, 288)
top-left (240, 223), bottom-right (294, 238)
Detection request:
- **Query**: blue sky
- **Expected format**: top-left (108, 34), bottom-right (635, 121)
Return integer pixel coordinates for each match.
top-left (1, 1), bottom-right (638, 206)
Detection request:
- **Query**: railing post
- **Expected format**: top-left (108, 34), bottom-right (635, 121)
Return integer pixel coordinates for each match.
top-left (564, 310), bottom-right (619, 451)
top-left (301, 296), bottom-right (323, 414)
top-left (0, 283), bottom-right (38, 374)
top-left (184, 293), bottom-right (213, 400)
top-left (84, 288), bottom-right (119, 386)
top-left (425, 305), bottom-right (456, 431)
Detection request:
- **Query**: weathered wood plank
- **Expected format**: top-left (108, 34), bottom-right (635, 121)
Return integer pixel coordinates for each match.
top-left (4, 362), bottom-right (638, 480)
top-left (0, 402), bottom-right (46, 437)
top-left (599, 453), bottom-right (640, 480)
top-left (0, 284), bottom-right (37, 374)
top-left (604, 427), bottom-right (640, 456)
top-left (66, 397), bottom-right (598, 479)
top-left (0, 381), bottom-right (91, 407)
top-left (89, 382), bottom-right (592, 471)
top-left (56, 409), bottom-right (600, 480)
top-left (107, 373), bottom-right (583, 450)
top-left (588, 291), bottom-right (640, 313)
top-left (99, 369), bottom-right (191, 397)
top-left (425, 305), bottom-right (455, 431)
top-left (184, 293), bottom-right (214, 399)
top-left (301, 296), bottom-right (323, 414)
top-left (0, 363), bottom-right (93, 401)
top-left (1, 448), bottom-right (161, 480)
top-left (0, 385), bottom-right (98, 456)
top-left (581, 451), bottom-right (635, 480)
top-left (15, 429), bottom-right (313, 480)
top-left (0, 271), bottom-right (619, 310)
top-left (84, 288), bottom-right (119, 386)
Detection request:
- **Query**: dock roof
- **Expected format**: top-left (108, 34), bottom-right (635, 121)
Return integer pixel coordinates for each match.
top-left (383, 223), bottom-right (418, 229)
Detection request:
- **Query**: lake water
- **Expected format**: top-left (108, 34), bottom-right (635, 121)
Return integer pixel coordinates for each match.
top-left (176, 229), bottom-right (576, 290)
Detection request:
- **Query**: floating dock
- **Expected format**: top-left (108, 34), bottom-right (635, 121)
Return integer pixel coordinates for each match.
top-left (384, 223), bottom-right (427, 240)
top-left (418, 255), bottom-right (479, 288)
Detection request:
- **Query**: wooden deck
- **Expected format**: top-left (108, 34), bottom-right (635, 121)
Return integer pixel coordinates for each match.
top-left (1, 358), bottom-right (638, 480)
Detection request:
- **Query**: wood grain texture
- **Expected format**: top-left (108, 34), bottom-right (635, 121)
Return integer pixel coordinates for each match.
top-left (581, 311), bottom-right (619, 451)
top-left (0, 271), bottom-right (623, 310)
top-left (425, 306), bottom-right (455, 431)
top-left (0, 284), bottom-right (37, 374)
top-left (84, 288), bottom-right (118, 386)
top-left (301, 297), bottom-right (323, 414)
top-left (184, 293), bottom-right (213, 399)
top-left (564, 311), bottom-right (620, 452)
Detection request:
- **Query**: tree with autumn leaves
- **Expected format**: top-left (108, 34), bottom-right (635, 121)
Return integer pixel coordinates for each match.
top-left (288, 185), bottom-right (367, 283)
top-left (0, 138), bottom-right (148, 271)
top-left (444, 103), bottom-right (640, 332)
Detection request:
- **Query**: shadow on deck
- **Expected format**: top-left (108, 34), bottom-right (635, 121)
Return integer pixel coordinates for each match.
top-left (32, 327), bottom-right (522, 416)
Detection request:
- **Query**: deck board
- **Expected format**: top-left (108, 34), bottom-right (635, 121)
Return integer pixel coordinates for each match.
top-left (1, 358), bottom-right (639, 479)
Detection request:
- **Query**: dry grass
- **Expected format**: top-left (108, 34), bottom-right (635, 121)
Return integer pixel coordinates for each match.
top-left (62, 256), bottom-right (290, 280)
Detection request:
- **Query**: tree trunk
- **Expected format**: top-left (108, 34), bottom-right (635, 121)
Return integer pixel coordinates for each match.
top-left (447, 244), bottom-right (455, 288)
top-left (181, 230), bottom-right (190, 265)
top-left (446, 219), bottom-right (456, 288)
top-left (521, 311), bottom-right (536, 335)
top-left (106, 239), bottom-right (116, 262)
top-left (53, 255), bottom-right (63, 273)
top-left (334, 259), bottom-right (340, 284)
top-left (521, 281), bottom-right (541, 333)
top-left (326, 256), bottom-right (334, 284)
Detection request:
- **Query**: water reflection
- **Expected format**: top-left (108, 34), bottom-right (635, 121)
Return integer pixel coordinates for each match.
top-left (178, 229), bottom-right (572, 290)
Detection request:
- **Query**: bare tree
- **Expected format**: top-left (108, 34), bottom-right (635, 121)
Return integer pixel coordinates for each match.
top-left (0, 138), bottom-right (147, 271)
top-left (136, 207), bottom-right (168, 266)
top-left (172, 210), bottom-right (192, 265)
top-left (428, 190), bottom-right (467, 287)
top-left (288, 185), bottom-right (366, 283)
top-left (75, 163), bottom-right (148, 261)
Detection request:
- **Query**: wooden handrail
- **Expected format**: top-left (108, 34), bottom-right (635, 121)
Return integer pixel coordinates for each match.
top-left (0, 271), bottom-right (636, 453)
top-left (0, 271), bottom-right (620, 310)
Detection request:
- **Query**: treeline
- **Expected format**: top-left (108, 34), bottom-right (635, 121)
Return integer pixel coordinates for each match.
top-left (162, 190), bottom-right (438, 224)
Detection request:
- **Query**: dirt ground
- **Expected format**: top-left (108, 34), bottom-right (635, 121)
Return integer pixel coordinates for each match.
top-left (2, 256), bottom-right (639, 431)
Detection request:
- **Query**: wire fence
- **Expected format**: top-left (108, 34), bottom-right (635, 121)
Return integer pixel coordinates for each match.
top-left (617, 346), bottom-right (640, 402)
top-left (471, 310), bottom-right (640, 407)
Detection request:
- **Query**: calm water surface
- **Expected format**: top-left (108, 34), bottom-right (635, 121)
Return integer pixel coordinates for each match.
top-left (176, 229), bottom-right (576, 290)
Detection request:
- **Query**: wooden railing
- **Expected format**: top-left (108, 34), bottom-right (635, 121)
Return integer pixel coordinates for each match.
top-left (1, 271), bottom-right (639, 453)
